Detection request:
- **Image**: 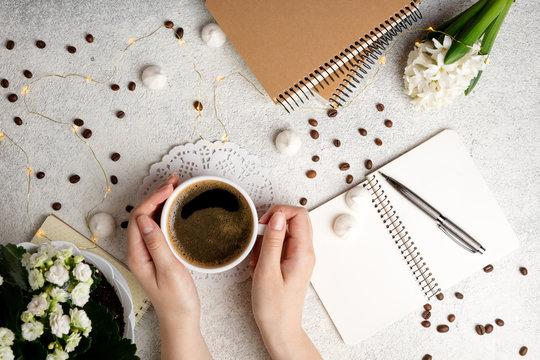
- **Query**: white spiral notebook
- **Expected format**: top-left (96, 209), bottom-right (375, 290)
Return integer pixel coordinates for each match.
top-left (310, 129), bottom-right (519, 344)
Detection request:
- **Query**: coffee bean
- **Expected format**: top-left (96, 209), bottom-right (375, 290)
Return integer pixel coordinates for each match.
top-left (8, 93), bottom-right (18, 102)
top-left (374, 138), bottom-right (383, 146)
top-left (436, 324), bottom-right (449, 333)
top-left (422, 355), bottom-right (432, 360)
top-left (519, 346), bottom-right (528, 356)
top-left (13, 116), bottom-right (23, 126)
top-left (306, 170), bottom-right (317, 179)
top-left (164, 20), bottom-right (174, 28)
top-left (421, 320), bottom-right (431, 328)
top-left (365, 159), bottom-right (373, 170)
top-left (339, 163), bottom-right (350, 171)
top-left (455, 292), bottom-right (464, 299)
top-left (35, 40), bottom-right (46, 49)
top-left (110, 175), bottom-right (118, 184)
top-left (128, 81), bottom-right (136, 91)
top-left (376, 103), bottom-right (384, 112)
top-left (116, 110), bottom-right (125, 119)
top-left (73, 118), bottom-right (84, 126)
top-left (384, 119), bottom-right (393, 128)
top-left (423, 304), bottom-right (432, 311)
top-left (6, 40), bottom-right (15, 50)
top-left (495, 318), bottom-right (504, 327)
top-left (310, 130), bottom-right (319, 139)
top-left (358, 128), bottom-right (367, 136)
top-left (52, 202), bottom-right (62, 211)
top-left (125, 205), bottom-right (134, 213)
top-left (483, 264), bottom-right (494, 273)
top-left (110, 152), bottom-right (121, 161)
top-left (436, 293), bottom-right (444, 300)
top-left (312, 155), bottom-right (320, 162)
top-left (422, 310), bottom-right (431, 320)
top-left (327, 109), bottom-right (338, 118)
top-left (346, 175), bottom-right (354, 184)
top-left (36, 171), bottom-right (45, 179)
top-left (193, 101), bottom-right (203, 111)
top-left (121, 221), bottom-right (128, 229)
top-left (333, 139), bottom-right (341, 147)
top-left (299, 197), bottom-right (307, 206)
top-left (448, 314), bottom-right (456, 323)
top-left (175, 27), bottom-right (184, 39)
top-left (69, 174), bottom-right (80, 184)
top-left (23, 70), bottom-right (33, 79)
top-left (82, 129), bottom-right (92, 138)
top-left (485, 324), bottom-right (493, 334)
top-left (0, 79), bottom-right (8, 88)
top-left (85, 34), bottom-right (94, 43)
top-left (111, 84), bottom-right (120, 91)
top-left (67, 45), bottom-right (77, 54)
top-left (519, 266), bottom-right (528, 275)
top-left (475, 324), bottom-right (485, 335)
top-left (308, 119), bottom-right (318, 127)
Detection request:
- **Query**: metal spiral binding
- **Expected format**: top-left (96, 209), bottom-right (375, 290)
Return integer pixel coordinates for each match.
top-left (275, 0), bottom-right (422, 112)
top-left (363, 174), bottom-right (442, 300)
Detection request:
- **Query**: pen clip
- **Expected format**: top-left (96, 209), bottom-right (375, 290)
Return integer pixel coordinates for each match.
top-left (437, 224), bottom-right (476, 254)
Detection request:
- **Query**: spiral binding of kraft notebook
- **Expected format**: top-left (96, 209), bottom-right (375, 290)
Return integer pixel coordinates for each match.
top-left (276, 0), bottom-right (422, 113)
top-left (363, 174), bottom-right (442, 300)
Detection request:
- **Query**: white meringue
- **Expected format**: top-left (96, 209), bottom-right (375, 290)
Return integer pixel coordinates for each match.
top-left (275, 130), bottom-right (301, 156)
top-left (89, 212), bottom-right (116, 238)
top-left (333, 214), bottom-right (360, 240)
top-left (345, 186), bottom-right (370, 212)
top-left (201, 23), bottom-right (227, 48)
top-left (141, 65), bottom-right (167, 90)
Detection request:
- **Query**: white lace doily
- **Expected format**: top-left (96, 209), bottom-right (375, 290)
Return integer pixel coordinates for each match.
top-left (138, 140), bottom-right (274, 288)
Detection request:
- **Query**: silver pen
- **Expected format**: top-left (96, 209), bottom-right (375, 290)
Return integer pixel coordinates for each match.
top-left (379, 172), bottom-right (485, 254)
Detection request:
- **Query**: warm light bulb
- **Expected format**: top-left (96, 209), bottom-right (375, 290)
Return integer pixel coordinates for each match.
top-left (26, 167), bottom-right (33, 175)
top-left (415, 41), bottom-right (421, 47)
top-left (0, 132), bottom-right (4, 140)
top-left (36, 230), bottom-right (45, 237)
top-left (92, 235), bottom-right (98, 243)
top-left (427, 26), bottom-right (434, 31)
top-left (129, 38), bottom-right (135, 44)
top-left (485, 58), bottom-right (491, 65)
top-left (178, 39), bottom-right (185, 45)
top-left (72, 125), bottom-right (78, 133)
top-left (106, 186), bottom-right (111, 193)
top-left (216, 76), bottom-right (224, 82)
top-left (21, 86), bottom-right (29, 95)
top-left (221, 134), bottom-right (228, 143)
top-left (379, 56), bottom-right (387, 65)
top-left (85, 76), bottom-right (92, 83)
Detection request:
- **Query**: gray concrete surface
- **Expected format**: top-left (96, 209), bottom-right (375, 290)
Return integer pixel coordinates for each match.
top-left (1, 0), bottom-right (539, 359)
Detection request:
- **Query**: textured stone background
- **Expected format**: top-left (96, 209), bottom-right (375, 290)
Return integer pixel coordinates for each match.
top-left (1, 0), bottom-right (539, 359)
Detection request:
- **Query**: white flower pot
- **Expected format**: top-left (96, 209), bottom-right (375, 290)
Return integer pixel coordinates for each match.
top-left (18, 241), bottom-right (136, 341)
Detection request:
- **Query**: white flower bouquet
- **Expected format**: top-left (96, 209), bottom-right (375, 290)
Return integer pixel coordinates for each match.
top-left (404, 0), bottom-right (513, 111)
top-left (0, 243), bottom-right (138, 360)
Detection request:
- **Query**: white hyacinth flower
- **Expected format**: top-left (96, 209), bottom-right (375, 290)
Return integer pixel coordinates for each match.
top-left (0, 346), bottom-right (14, 360)
top-left (28, 269), bottom-right (45, 290)
top-left (49, 287), bottom-right (69, 303)
top-left (73, 263), bottom-right (92, 283)
top-left (0, 274), bottom-right (3, 286)
top-left (54, 247), bottom-right (73, 262)
top-left (70, 308), bottom-right (92, 337)
top-left (403, 35), bottom-right (487, 111)
top-left (70, 283), bottom-right (91, 307)
top-left (21, 320), bottom-right (44, 341)
top-left (45, 263), bottom-right (69, 287)
top-left (27, 295), bottom-right (49, 317)
top-left (0, 328), bottom-right (14, 347)
top-left (45, 348), bottom-right (69, 360)
top-left (49, 312), bottom-right (70, 338)
top-left (64, 332), bottom-right (82, 353)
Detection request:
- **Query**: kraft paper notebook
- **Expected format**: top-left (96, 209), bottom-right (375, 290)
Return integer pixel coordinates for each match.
top-left (30, 215), bottom-right (151, 323)
top-left (310, 130), bottom-right (519, 344)
top-left (206, 0), bottom-right (422, 112)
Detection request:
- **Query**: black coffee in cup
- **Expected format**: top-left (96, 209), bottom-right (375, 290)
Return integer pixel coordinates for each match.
top-left (167, 180), bottom-right (254, 268)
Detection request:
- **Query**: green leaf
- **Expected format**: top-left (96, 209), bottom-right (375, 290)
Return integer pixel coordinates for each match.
top-left (13, 340), bottom-right (48, 360)
top-left (429, 0), bottom-right (488, 42)
top-left (0, 244), bottom-right (29, 292)
top-left (83, 300), bottom-right (120, 338)
top-left (465, 70), bottom-right (483, 95)
top-left (480, 0), bottom-right (512, 55)
top-left (0, 283), bottom-right (25, 330)
top-left (74, 337), bottom-right (139, 360)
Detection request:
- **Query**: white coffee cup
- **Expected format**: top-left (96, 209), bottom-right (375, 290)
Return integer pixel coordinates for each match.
top-left (160, 175), bottom-right (265, 273)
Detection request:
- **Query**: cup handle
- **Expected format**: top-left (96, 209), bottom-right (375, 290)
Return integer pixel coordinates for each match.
top-left (257, 224), bottom-right (267, 236)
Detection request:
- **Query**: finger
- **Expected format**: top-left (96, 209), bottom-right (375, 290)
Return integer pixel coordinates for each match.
top-left (132, 183), bottom-right (174, 218)
top-left (256, 211), bottom-right (287, 274)
top-left (136, 215), bottom-right (176, 274)
top-left (249, 235), bottom-right (263, 277)
top-left (126, 217), bottom-right (155, 286)
top-left (165, 173), bottom-right (180, 187)
top-left (259, 205), bottom-right (313, 253)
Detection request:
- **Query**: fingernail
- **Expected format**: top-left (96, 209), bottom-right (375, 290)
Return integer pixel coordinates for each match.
top-left (158, 183), bottom-right (172, 191)
top-left (137, 215), bottom-right (154, 235)
top-left (269, 211), bottom-right (286, 231)
top-left (166, 173), bottom-right (176, 183)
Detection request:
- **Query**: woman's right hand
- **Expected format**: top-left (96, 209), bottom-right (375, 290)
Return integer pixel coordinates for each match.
top-left (249, 205), bottom-right (321, 360)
